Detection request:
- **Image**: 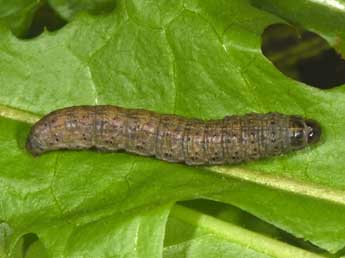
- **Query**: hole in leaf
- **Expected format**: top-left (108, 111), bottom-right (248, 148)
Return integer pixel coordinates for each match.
top-left (13, 232), bottom-right (48, 258)
top-left (261, 23), bottom-right (345, 89)
top-left (21, 3), bottom-right (67, 39)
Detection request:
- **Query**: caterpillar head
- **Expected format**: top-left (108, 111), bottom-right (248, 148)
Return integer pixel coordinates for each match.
top-left (288, 116), bottom-right (321, 150)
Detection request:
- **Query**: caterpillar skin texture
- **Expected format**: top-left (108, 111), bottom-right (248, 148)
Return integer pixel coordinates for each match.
top-left (26, 105), bottom-right (321, 165)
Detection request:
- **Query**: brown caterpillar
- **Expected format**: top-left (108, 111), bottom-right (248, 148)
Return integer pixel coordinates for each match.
top-left (26, 105), bottom-right (321, 165)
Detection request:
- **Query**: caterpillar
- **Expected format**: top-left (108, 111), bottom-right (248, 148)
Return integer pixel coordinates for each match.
top-left (26, 105), bottom-right (321, 165)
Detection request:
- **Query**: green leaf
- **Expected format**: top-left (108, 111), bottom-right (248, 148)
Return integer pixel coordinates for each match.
top-left (0, 223), bottom-right (12, 258)
top-left (48, 0), bottom-right (116, 20)
top-left (1, 0), bottom-right (345, 257)
top-left (165, 205), bottom-right (326, 258)
top-left (24, 239), bottom-right (48, 258)
top-left (251, 0), bottom-right (345, 39)
top-left (0, 0), bottom-right (41, 36)
top-left (32, 203), bottom-right (172, 258)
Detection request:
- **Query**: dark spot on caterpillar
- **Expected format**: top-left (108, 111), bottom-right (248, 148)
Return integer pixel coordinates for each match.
top-left (26, 105), bottom-right (321, 165)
